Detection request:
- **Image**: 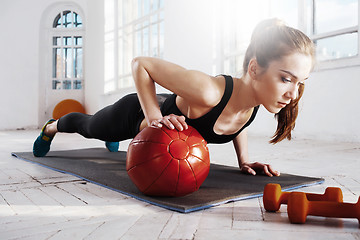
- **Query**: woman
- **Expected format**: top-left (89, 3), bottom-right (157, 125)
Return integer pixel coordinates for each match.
top-left (33, 19), bottom-right (315, 177)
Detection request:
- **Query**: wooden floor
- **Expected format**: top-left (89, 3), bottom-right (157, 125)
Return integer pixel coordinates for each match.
top-left (1, 130), bottom-right (359, 239)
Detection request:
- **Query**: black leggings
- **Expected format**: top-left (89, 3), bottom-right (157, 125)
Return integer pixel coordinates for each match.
top-left (57, 93), bottom-right (169, 142)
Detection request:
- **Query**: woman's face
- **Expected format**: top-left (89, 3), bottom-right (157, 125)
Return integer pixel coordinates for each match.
top-left (253, 52), bottom-right (313, 114)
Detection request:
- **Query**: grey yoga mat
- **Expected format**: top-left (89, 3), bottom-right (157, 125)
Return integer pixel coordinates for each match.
top-left (12, 148), bottom-right (324, 213)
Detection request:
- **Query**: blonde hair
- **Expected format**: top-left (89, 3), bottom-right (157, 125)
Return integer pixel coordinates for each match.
top-left (243, 19), bottom-right (315, 144)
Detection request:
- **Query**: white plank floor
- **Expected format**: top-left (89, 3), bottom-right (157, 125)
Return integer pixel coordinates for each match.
top-left (0, 129), bottom-right (359, 240)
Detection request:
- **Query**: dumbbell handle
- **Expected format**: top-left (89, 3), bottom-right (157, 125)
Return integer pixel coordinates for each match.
top-left (308, 200), bottom-right (360, 219)
top-left (288, 192), bottom-right (360, 224)
top-left (279, 190), bottom-right (340, 204)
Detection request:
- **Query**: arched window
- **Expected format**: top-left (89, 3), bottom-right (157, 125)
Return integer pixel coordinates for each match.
top-left (52, 10), bottom-right (84, 90)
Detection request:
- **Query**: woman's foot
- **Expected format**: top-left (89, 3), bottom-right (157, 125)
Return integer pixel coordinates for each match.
top-left (105, 141), bottom-right (119, 152)
top-left (33, 119), bottom-right (57, 157)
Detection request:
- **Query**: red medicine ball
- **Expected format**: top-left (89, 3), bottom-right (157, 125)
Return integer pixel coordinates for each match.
top-left (126, 125), bottom-right (210, 197)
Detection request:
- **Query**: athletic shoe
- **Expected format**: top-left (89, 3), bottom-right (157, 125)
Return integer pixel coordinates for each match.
top-left (105, 141), bottom-right (119, 152)
top-left (33, 119), bottom-right (56, 157)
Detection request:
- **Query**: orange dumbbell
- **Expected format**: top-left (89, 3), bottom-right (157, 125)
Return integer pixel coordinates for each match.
top-left (287, 192), bottom-right (360, 224)
top-left (263, 183), bottom-right (343, 212)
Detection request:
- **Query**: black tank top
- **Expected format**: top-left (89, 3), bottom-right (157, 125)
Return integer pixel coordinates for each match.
top-left (160, 75), bottom-right (259, 144)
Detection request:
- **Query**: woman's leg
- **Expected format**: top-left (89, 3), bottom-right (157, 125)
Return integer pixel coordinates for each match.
top-left (56, 93), bottom-right (144, 142)
top-left (34, 93), bottom-right (144, 157)
top-left (50, 93), bottom-right (172, 140)
top-left (34, 93), bottom-right (172, 157)
top-left (43, 120), bottom-right (58, 137)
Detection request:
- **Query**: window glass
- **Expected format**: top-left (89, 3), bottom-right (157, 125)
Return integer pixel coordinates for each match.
top-left (52, 48), bottom-right (61, 78)
top-left (159, 20), bottom-right (164, 57)
top-left (53, 11), bottom-right (82, 28)
top-left (73, 80), bottom-right (82, 89)
top-left (315, 33), bottom-right (358, 61)
top-left (74, 37), bottom-right (82, 46)
top-left (136, 31), bottom-right (142, 56)
top-left (305, 0), bottom-right (313, 36)
top-left (53, 37), bottom-right (61, 46)
top-left (123, 1), bottom-right (132, 24)
top-left (143, 27), bottom-right (149, 56)
top-left (152, 24), bottom-right (158, 56)
top-left (53, 14), bottom-right (62, 28)
top-left (64, 48), bottom-right (73, 78)
top-left (52, 80), bottom-right (61, 90)
top-left (310, 0), bottom-right (359, 63)
top-left (74, 48), bottom-right (83, 78)
top-left (63, 11), bottom-right (72, 28)
top-left (74, 12), bottom-right (82, 27)
top-left (114, 0), bottom-right (164, 92)
top-left (270, 0), bottom-right (298, 28)
top-left (151, 14), bottom-right (158, 23)
top-left (143, 0), bottom-right (150, 15)
top-left (315, 0), bottom-right (358, 34)
top-left (62, 80), bottom-right (72, 89)
top-left (52, 11), bottom-right (83, 90)
top-left (138, 0), bottom-right (142, 17)
top-left (152, 0), bottom-right (159, 11)
top-left (63, 37), bottom-right (72, 46)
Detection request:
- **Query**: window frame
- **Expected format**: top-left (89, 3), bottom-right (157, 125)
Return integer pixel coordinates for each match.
top-left (118, 7), bottom-right (164, 88)
top-left (51, 10), bottom-right (84, 91)
top-left (301, 0), bottom-right (360, 71)
top-left (215, 0), bottom-right (360, 76)
top-left (104, 0), bottom-right (164, 94)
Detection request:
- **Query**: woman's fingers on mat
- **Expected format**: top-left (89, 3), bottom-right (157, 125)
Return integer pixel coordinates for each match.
top-left (240, 163), bottom-right (256, 175)
top-left (268, 165), bottom-right (280, 176)
top-left (240, 162), bottom-right (280, 177)
top-left (262, 165), bottom-right (273, 177)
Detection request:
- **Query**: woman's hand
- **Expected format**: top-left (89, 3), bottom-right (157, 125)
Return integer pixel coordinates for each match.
top-left (151, 114), bottom-right (188, 131)
top-left (240, 162), bottom-right (280, 177)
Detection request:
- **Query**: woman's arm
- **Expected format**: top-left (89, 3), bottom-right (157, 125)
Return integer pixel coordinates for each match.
top-left (233, 129), bottom-right (280, 177)
top-left (233, 129), bottom-right (250, 168)
top-left (131, 57), bottom-right (221, 130)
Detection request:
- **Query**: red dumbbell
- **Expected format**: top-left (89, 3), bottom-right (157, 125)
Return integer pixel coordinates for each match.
top-left (263, 183), bottom-right (343, 212)
top-left (287, 192), bottom-right (360, 224)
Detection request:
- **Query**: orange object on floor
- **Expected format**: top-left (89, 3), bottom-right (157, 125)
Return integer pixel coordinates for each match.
top-left (52, 99), bottom-right (86, 120)
top-left (287, 192), bottom-right (360, 224)
top-left (263, 183), bottom-right (343, 212)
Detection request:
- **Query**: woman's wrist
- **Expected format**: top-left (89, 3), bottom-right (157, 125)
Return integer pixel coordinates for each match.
top-left (147, 112), bottom-right (163, 124)
top-left (238, 157), bottom-right (249, 167)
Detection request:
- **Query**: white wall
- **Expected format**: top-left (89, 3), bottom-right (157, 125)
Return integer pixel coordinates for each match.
top-left (0, 0), bottom-right (45, 130)
top-left (84, 0), bottom-right (105, 115)
top-left (298, 66), bottom-right (360, 142)
top-left (164, 0), bottom-right (214, 73)
top-left (0, 0), bottom-right (88, 130)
